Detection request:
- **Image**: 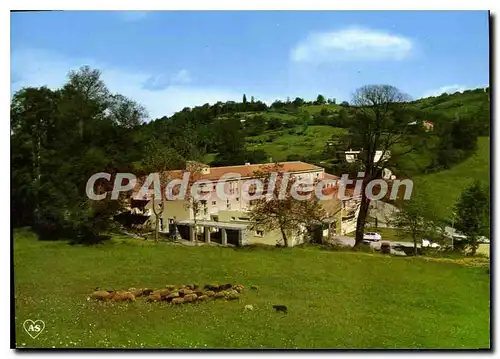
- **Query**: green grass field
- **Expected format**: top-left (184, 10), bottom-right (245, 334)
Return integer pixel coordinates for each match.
top-left (246, 126), bottom-right (346, 162)
top-left (14, 229), bottom-right (490, 349)
top-left (412, 137), bottom-right (490, 221)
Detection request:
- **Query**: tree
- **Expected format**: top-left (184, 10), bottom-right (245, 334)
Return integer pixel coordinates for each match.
top-left (11, 66), bottom-right (148, 243)
top-left (390, 195), bottom-right (435, 255)
top-left (243, 94), bottom-right (247, 104)
top-left (454, 181), bottom-right (490, 255)
top-left (136, 142), bottom-right (185, 242)
top-left (346, 85), bottom-right (425, 247)
top-left (339, 101), bottom-right (349, 107)
top-left (316, 94), bottom-right (326, 105)
top-left (182, 161), bottom-right (206, 245)
top-left (248, 164), bottom-right (326, 247)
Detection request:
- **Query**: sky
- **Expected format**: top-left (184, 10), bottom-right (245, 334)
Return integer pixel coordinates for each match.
top-left (11, 10), bottom-right (490, 119)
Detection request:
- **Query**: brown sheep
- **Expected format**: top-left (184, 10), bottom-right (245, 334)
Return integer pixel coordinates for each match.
top-left (153, 289), bottom-right (171, 297)
top-left (90, 290), bottom-right (113, 301)
top-left (225, 292), bottom-right (240, 300)
top-left (142, 289), bottom-right (154, 296)
top-left (205, 291), bottom-right (215, 297)
top-left (214, 292), bottom-right (225, 299)
top-left (220, 284), bottom-right (233, 291)
top-left (146, 293), bottom-right (162, 302)
top-left (195, 291), bottom-right (204, 297)
top-left (132, 289), bottom-right (145, 297)
top-left (167, 292), bottom-right (180, 299)
top-left (197, 295), bottom-right (208, 301)
top-left (111, 291), bottom-right (135, 302)
top-left (166, 285), bottom-right (176, 291)
top-left (183, 293), bottom-right (198, 303)
top-left (233, 285), bottom-right (244, 293)
top-left (179, 289), bottom-right (194, 296)
top-left (172, 297), bottom-right (185, 304)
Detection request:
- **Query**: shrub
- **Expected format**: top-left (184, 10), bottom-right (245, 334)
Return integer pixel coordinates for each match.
top-left (381, 242), bottom-right (391, 254)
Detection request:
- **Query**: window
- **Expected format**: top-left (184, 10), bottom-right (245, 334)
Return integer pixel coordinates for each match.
top-left (212, 201), bottom-right (217, 206)
top-left (255, 230), bottom-right (264, 237)
top-left (227, 203), bottom-right (231, 210)
top-left (231, 217), bottom-right (236, 221)
top-left (236, 197), bottom-right (239, 202)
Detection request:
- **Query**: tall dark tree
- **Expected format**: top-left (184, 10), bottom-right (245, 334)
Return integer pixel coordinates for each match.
top-left (454, 181), bottom-right (490, 255)
top-left (346, 85), bottom-right (426, 247)
top-left (316, 94), bottom-right (326, 105)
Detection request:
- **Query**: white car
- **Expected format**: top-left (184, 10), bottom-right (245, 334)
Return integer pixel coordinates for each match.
top-left (363, 232), bottom-right (382, 241)
top-left (422, 239), bottom-right (440, 248)
top-left (478, 236), bottom-right (490, 244)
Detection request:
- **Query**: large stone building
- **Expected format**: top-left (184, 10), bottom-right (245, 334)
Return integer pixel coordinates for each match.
top-left (126, 161), bottom-right (361, 246)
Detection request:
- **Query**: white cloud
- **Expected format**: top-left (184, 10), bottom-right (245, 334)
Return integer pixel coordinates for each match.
top-left (10, 49), bottom-right (252, 119)
top-left (117, 11), bottom-right (149, 22)
top-left (291, 26), bottom-right (413, 64)
top-left (421, 84), bottom-right (488, 98)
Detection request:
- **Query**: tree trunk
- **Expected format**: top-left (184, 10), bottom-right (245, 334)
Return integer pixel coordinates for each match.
top-left (154, 214), bottom-right (159, 243)
top-left (354, 195), bottom-right (371, 246)
top-left (413, 237), bottom-right (418, 256)
top-left (280, 227), bottom-right (289, 247)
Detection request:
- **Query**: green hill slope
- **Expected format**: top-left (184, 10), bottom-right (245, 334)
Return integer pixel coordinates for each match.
top-left (412, 136), bottom-right (490, 221)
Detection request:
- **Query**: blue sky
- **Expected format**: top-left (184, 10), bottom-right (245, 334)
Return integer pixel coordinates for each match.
top-left (11, 10), bottom-right (489, 119)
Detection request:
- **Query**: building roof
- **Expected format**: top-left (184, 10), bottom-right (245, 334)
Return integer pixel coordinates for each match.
top-left (190, 161), bottom-right (323, 181)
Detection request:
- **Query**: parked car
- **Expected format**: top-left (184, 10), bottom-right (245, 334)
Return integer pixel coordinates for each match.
top-left (478, 236), bottom-right (490, 244)
top-left (363, 232), bottom-right (382, 241)
top-left (422, 239), bottom-right (440, 248)
top-left (390, 244), bottom-right (407, 256)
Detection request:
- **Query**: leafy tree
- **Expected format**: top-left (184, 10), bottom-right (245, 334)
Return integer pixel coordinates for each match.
top-left (135, 142), bottom-right (185, 242)
top-left (316, 94), bottom-right (326, 105)
top-left (248, 164), bottom-right (326, 247)
top-left (339, 101), bottom-right (349, 107)
top-left (390, 194), bottom-right (436, 255)
top-left (454, 181), bottom-right (490, 255)
top-left (346, 85), bottom-right (426, 247)
top-left (243, 94), bottom-right (247, 104)
top-left (11, 66), bottom-right (148, 243)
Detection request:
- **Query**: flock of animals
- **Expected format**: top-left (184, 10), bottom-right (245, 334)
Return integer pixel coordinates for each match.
top-left (89, 283), bottom-right (245, 304)
top-left (88, 283), bottom-right (288, 313)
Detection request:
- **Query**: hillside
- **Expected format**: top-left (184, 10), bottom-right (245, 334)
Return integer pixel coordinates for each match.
top-left (412, 136), bottom-right (490, 221)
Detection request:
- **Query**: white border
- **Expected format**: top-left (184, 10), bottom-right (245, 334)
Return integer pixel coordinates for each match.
top-left (4, 3), bottom-right (496, 358)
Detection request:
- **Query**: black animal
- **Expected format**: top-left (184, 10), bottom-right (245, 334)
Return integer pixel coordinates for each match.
top-left (273, 305), bottom-right (288, 313)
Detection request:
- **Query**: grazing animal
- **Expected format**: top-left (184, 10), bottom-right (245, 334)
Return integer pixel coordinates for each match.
top-left (111, 291), bottom-right (135, 302)
top-left (183, 293), bottom-right (198, 303)
top-left (273, 305), bottom-right (288, 313)
top-left (147, 293), bottom-right (162, 302)
top-left (90, 290), bottom-right (113, 301)
top-left (205, 291), bottom-right (215, 297)
top-left (142, 289), bottom-right (154, 296)
top-left (220, 284), bottom-right (233, 291)
top-left (179, 288), bottom-right (194, 296)
top-left (172, 297), bottom-right (184, 304)
top-left (131, 289), bottom-right (145, 297)
top-left (197, 295), bottom-right (208, 301)
top-left (244, 305), bottom-right (254, 311)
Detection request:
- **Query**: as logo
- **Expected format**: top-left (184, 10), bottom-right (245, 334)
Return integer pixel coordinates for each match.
top-left (23, 319), bottom-right (45, 339)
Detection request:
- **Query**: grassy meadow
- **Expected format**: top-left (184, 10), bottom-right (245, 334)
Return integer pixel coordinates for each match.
top-left (412, 136), bottom-right (490, 221)
top-left (14, 229), bottom-right (490, 349)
